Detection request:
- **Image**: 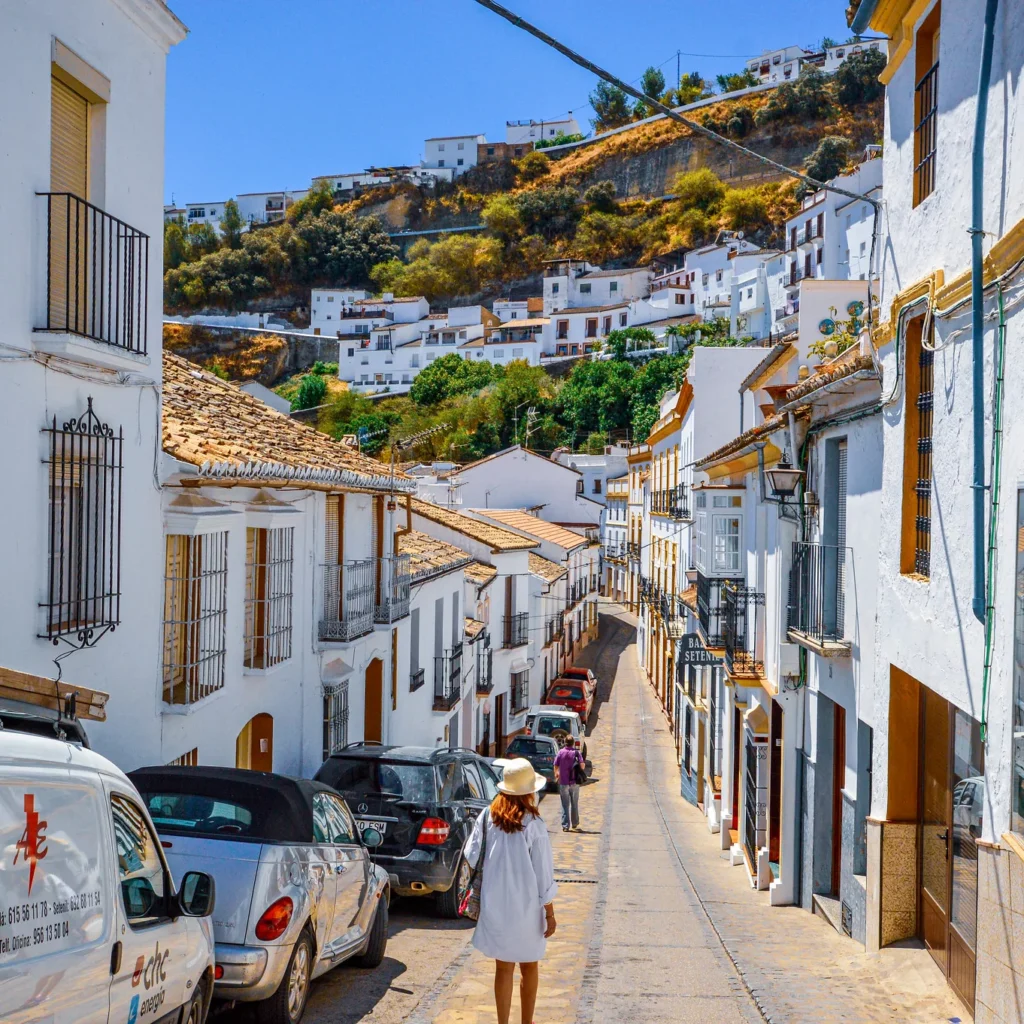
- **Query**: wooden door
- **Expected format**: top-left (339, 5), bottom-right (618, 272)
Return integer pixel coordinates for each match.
top-left (918, 687), bottom-right (951, 971)
top-left (768, 700), bottom-right (783, 864)
top-left (364, 658), bottom-right (383, 743)
top-left (831, 704), bottom-right (847, 895)
top-left (236, 713), bottom-right (274, 772)
top-left (495, 692), bottom-right (506, 756)
top-left (731, 706), bottom-right (741, 833)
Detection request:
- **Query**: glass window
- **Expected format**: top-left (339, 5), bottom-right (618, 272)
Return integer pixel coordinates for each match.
top-left (461, 762), bottom-right (484, 799)
top-left (318, 758), bottom-right (437, 804)
top-left (312, 793), bottom-right (331, 843)
top-left (111, 794), bottom-right (167, 926)
top-left (316, 793), bottom-right (357, 844)
top-left (436, 760), bottom-right (463, 802)
top-left (712, 515), bottom-right (741, 573)
top-left (143, 792), bottom-right (254, 836)
top-left (477, 761), bottom-right (501, 800)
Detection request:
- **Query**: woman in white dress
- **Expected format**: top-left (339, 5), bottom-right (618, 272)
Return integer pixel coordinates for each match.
top-left (464, 758), bottom-right (558, 1024)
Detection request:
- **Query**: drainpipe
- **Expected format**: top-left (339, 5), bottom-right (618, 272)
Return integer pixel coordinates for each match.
top-left (971, 0), bottom-right (999, 623)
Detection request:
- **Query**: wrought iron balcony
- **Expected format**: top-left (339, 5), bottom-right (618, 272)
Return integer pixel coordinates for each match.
top-left (696, 571), bottom-right (744, 649)
top-left (669, 484), bottom-right (691, 521)
top-left (38, 193), bottom-right (150, 355)
top-left (510, 669), bottom-right (530, 714)
top-left (433, 647), bottom-right (462, 710)
top-left (375, 554), bottom-right (411, 623)
top-left (476, 645), bottom-right (494, 694)
top-left (723, 583), bottom-right (765, 679)
top-left (319, 558), bottom-right (375, 641)
top-left (502, 612), bottom-right (529, 648)
top-left (787, 541), bottom-right (851, 654)
top-left (626, 541), bottom-right (641, 562)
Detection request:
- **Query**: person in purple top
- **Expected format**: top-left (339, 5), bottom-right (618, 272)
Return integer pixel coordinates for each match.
top-left (553, 736), bottom-right (584, 831)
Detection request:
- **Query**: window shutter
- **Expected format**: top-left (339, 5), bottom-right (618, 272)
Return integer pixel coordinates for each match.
top-left (836, 441), bottom-right (848, 632)
top-left (410, 608), bottom-right (420, 673)
top-left (325, 495), bottom-right (343, 564)
top-left (51, 77), bottom-right (88, 196)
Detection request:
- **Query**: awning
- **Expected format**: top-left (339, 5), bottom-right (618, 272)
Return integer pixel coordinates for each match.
top-left (510, 658), bottom-right (529, 674)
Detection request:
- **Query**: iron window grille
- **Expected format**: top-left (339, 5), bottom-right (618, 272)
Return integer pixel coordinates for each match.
top-left (913, 62), bottom-right (939, 206)
top-left (319, 557), bottom-right (375, 641)
top-left (503, 612), bottom-right (529, 648)
top-left (410, 667), bottom-right (425, 692)
top-left (476, 644), bottom-right (494, 694)
top-left (669, 484), bottom-right (691, 520)
top-left (168, 747), bottom-right (199, 767)
top-left (244, 527), bottom-right (294, 669)
top-left (723, 583), bottom-right (764, 678)
top-left (39, 192), bottom-right (149, 355)
top-left (511, 670), bottom-right (530, 715)
top-left (683, 703), bottom-right (692, 776)
top-left (322, 682), bottom-right (350, 760)
top-left (915, 348), bottom-right (934, 577)
top-left (744, 736), bottom-right (759, 868)
top-left (787, 541), bottom-right (849, 647)
top-left (708, 673), bottom-right (720, 782)
top-left (433, 649), bottom-right (461, 710)
top-left (41, 397), bottom-right (123, 648)
top-left (162, 532), bottom-right (229, 706)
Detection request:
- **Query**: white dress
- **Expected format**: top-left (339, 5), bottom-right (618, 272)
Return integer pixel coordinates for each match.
top-left (464, 810), bottom-right (558, 963)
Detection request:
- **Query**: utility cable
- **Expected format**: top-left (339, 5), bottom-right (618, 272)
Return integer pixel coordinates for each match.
top-left (469, 0), bottom-right (880, 210)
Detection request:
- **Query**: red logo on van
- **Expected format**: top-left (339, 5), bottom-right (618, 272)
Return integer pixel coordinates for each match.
top-left (13, 794), bottom-right (49, 895)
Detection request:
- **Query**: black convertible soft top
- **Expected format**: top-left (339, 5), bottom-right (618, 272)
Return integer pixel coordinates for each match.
top-left (129, 766), bottom-right (337, 843)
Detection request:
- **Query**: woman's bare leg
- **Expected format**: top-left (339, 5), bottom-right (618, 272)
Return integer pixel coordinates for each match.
top-left (519, 962), bottom-right (539, 1024)
top-left (494, 960), bottom-right (516, 1024)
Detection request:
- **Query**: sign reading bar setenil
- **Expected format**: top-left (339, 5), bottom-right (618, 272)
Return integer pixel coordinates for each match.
top-left (679, 633), bottom-right (722, 666)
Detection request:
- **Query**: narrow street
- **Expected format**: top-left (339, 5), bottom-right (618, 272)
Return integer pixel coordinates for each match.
top-left (280, 606), bottom-right (965, 1024)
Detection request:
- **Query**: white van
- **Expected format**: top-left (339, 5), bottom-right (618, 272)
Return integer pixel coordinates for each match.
top-left (0, 730), bottom-right (216, 1024)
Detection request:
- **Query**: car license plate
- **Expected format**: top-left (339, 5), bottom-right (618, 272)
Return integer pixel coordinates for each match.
top-left (357, 818), bottom-right (388, 835)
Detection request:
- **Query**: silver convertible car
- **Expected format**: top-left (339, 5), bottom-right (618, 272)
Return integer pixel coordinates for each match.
top-left (130, 766), bottom-right (390, 1024)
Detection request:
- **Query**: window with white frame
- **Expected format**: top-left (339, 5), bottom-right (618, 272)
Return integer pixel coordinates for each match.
top-left (163, 531), bottom-right (229, 706)
top-left (244, 527), bottom-right (294, 669)
top-left (712, 515), bottom-right (741, 573)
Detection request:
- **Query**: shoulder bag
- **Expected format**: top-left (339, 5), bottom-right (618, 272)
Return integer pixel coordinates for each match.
top-left (458, 809), bottom-right (488, 921)
top-left (573, 752), bottom-right (587, 786)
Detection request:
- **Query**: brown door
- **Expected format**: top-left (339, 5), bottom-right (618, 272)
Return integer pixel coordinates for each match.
top-left (696, 717), bottom-right (706, 807)
top-left (495, 692), bottom-right (506, 756)
top-left (236, 713), bottom-right (274, 772)
top-left (919, 688), bottom-right (951, 972)
top-left (364, 658), bottom-right (383, 743)
top-left (831, 704), bottom-right (847, 895)
top-left (768, 700), bottom-right (783, 864)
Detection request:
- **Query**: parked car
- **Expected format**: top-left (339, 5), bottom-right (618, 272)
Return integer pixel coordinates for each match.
top-left (130, 766), bottom-right (389, 1024)
top-left (560, 666), bottom-right (597, 697)
top-left (314, 744), bottom-right (501, 917)
top-left (505, 735), bottom-right (560, 790)
top-left (1, 731), bottom-right (216, 1024)
top-left (545, 678), bottom-right (594, 723)
top-left (523, 705), bottom-right (588, 760)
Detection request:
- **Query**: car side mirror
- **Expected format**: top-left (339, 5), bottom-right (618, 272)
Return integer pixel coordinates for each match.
top-left (178, 871), bottom-right (216, 917)
top-left (362, 827), bottom-right (383, 848)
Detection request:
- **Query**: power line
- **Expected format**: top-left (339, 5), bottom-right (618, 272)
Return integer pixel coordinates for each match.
top-left (469, 0), bottom-right (879, 210)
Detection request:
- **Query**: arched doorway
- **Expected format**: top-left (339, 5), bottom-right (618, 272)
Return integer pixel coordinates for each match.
top-left (364, 659), bottom-right (383, 743)
top-left (236, 713), bottom-right (274, 772)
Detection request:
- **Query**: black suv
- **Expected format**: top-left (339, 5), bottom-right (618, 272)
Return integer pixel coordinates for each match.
top-left (314, 744), bottom-right (501, 916)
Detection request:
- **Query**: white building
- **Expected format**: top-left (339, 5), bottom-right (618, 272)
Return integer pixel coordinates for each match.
top-left (0, 0), bottom-right (186, 768)
top-left (183, 200), bottom-right (226, 230)
top-left (506, 116), bottom-right (580, 145)
top-left (550, 446), bottom-right (629, 504)
top-left (455, 446), bottom-right (604, 529)
top-left (422, 134), bottom-right (487, 177)
top-left (234, 188), bottom-right (308, 226)
top-left (160, 354), bottom-right (417, 774)
top-left (854, 0), bottom-right (1024, 1014)
top-left (310, 290), bottom-right (430, 337)
top-left (542, 258), bottom-right (651, 315)
top-left (745, 44), bottom-right (815, 84)
top-left (601, 475), bottom-right (629, 601)
top-left (493, 297), bottom-right (543, 322)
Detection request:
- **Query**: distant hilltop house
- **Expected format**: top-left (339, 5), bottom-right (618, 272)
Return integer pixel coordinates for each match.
top-left (744, 38), bottom-right (886, 85)
top-left (505, 116), bottom-right (580, 145)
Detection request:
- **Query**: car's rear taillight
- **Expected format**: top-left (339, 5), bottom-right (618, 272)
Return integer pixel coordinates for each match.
top-left (214, 965), bottom-right (224, 980)
top-left (255, 896), bottom-right (294, 941)
top-left (417, 817), bottom-right (451, 845)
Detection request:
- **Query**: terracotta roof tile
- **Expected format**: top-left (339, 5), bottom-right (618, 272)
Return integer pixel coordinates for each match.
top-left (529, 552), bottom-right (567, 583)
top-left (473, 509), bottom-right (587, 552)
top-left (397, 530), bottom-right (472, 580)
top-left (465, 561), bottom-right (498, 586)
top-left (411, 499), bottom-right (537, 552)
top-left (162, 353), bottom-right (408, 491)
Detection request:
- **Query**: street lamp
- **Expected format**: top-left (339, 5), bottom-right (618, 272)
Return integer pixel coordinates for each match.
top-left (765, 450), bottom-right (805, 500)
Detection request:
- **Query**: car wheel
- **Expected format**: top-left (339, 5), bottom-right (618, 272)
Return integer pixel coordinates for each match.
top-left (436, 855), bottom-right (470, 919)
top-left (183, 981), bottom-right (206, 1024)
top-left (256, 929), bottom-right (313, 1024)
top-left (355, 895), bottom-right (389, 967)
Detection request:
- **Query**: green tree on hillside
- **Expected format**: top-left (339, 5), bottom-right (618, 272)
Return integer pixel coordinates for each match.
top-left (804, 135), bottom-right (851, 186)
top-left (409, 352), bottom-right (498, 406)
top-left (672, 71), bottom-right (713, 106)
top-left (163, 219), bottom-right (190, 270)
top-left (834, 49), bottom-right (887, 106)
top-left (516, 150), bottom-right (551, 183)
top-left (512, 186), bottom-right (582, 240)
top-left (219, 199), bottom-right (245, 249)
top-left (292, 372), bottom-right (328, 411)
top-left (287, 178), bottom-right (335, 223)
top-left (641, 66), bottom-right (666, 100)
top-left (590, 81), bottom-right (633, 132)
top-left (583, 181), bottom-right (618, 213)
top-left (716, 68), bottom-right (758, 93)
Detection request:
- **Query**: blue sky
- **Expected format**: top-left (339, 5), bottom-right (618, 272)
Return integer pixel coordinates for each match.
top-left (165, 0), bottom-right (851, 204)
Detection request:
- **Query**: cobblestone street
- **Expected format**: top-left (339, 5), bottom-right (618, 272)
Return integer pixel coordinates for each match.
top-left (273, 605), bottom-right (968, 1024)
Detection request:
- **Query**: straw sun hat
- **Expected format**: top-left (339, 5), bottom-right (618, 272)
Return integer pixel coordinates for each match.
top-left (494, 757), bottom-right (547, 796)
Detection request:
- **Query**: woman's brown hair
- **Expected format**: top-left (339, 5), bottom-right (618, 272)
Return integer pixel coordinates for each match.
top-left (490, 792), bottom-right (540, 834)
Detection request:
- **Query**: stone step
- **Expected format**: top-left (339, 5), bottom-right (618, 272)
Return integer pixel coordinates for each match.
top-left (812, 892), bottom-right (843, 934)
